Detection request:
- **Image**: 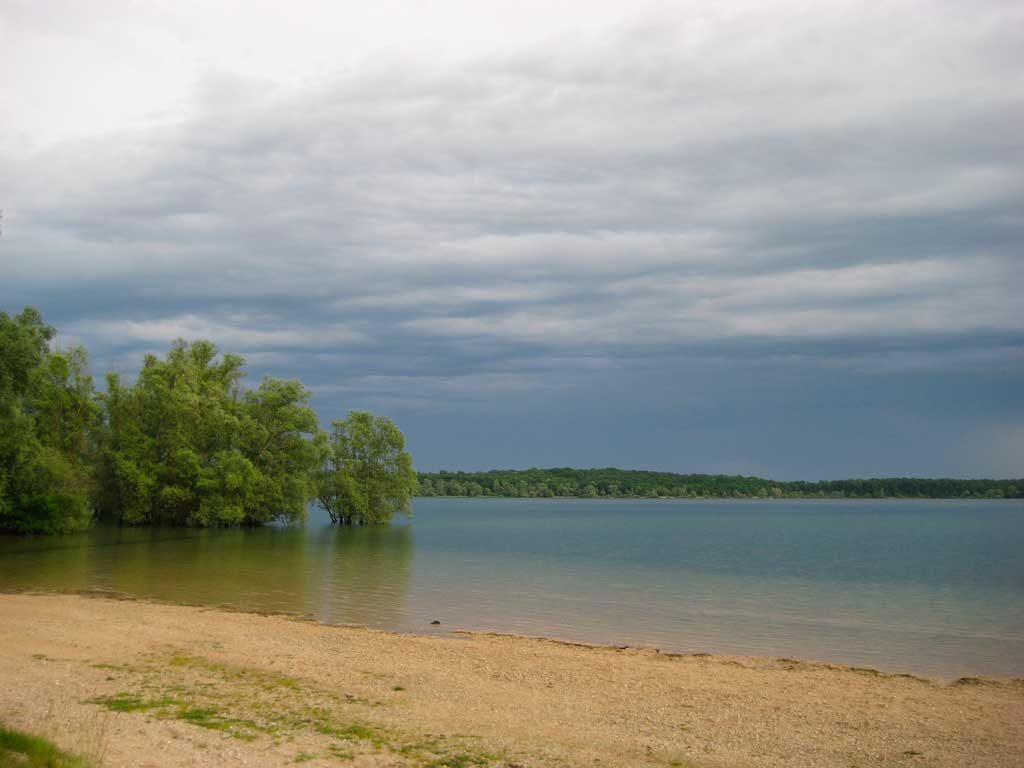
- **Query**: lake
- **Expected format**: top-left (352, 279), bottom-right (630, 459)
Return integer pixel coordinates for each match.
top-left (2, 497), bottom-right (1022, 678)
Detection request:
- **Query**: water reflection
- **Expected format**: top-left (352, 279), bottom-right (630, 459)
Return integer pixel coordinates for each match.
top-left (0, 517), bottom-right (414, 627)
top-left (311, 523), bottom-right (413, 626)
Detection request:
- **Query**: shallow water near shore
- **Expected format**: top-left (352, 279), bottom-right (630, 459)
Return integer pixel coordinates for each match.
top-left (2, 497), bottom-right (1022, 678)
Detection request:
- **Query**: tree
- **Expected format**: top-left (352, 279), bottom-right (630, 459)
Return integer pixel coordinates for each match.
top-left (2, 309), bottom-right (429, 534)
top-left (317, 411), bottom-right (415, 525)
top-left (238, 377), bottom-right (325, 524)
top-left (0, 308), bottom-right (95, 533)
top-left (95, 339), bottom-right (323, 526)
top-left (96, 340), bottom-right (247, 525)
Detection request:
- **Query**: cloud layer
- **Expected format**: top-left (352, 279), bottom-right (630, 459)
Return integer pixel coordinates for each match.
top-left (2, 0), bottom-right (1022, 476)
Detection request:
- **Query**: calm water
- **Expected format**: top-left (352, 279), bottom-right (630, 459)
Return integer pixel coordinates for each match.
top-left (2, 498), bottom-right (1022, 678)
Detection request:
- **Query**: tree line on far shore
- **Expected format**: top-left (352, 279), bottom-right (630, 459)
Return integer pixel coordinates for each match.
top-left (0, 307), bottom-right (415, 534)
top-left (416, 468), bottom-right (1022, 500)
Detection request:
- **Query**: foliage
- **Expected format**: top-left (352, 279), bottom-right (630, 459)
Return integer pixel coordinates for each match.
top-left (2, 305), bottom-right (418, 531)
top-left (94, 339), bottom-right (324, 526)
top-left (416, 468), bottom-right (1024, 500)
top-left (0, 722), bottom-right (92, 768)
top-left (318, 411), bottom-right (416, 524)
top-left (0, 308), bottom-right (96, 533)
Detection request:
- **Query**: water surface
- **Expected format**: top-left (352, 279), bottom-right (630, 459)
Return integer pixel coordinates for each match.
top-left (2, 498), bottom-right (1021, 678)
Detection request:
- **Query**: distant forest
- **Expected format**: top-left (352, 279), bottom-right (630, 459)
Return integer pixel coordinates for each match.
top-left (416, 468), bottom-right (1022, 500)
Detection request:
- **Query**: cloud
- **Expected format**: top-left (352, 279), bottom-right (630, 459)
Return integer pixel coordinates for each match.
top-left (71, 315), bottom-right (364, 351)
top-left (1, 0), bottom-right (1021, 474)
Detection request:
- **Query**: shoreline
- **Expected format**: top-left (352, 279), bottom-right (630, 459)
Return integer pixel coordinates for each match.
top-left (5, 586), bottom-right (1018, 683)
top-left (2, 593), bottom-right (1022, 768)
top-left (9, 587), bottom-right (1014, 683)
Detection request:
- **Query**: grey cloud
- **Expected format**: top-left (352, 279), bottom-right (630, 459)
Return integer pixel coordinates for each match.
top-left (70, 315), bottom-right (365, 350)
top-left (1, 0), bottom-right (1021, 474)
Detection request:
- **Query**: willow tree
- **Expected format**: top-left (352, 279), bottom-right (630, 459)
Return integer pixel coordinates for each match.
top-left (96, 339), bottom-right (323, 526)
top-left (0, 307), bottom-right (96, 533)
top-left (317, 411), bottom-right (415, 525)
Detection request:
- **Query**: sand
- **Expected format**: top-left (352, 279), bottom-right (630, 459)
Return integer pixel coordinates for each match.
top-left (0, 593), bottom-right (1021, 768)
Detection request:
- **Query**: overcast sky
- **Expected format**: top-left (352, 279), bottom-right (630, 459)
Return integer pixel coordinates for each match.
top-left (2, 0), bottom-right (1022, 478)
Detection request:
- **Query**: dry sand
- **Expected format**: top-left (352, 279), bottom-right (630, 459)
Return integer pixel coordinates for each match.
top-left (0, 593), bottom-right (1021, 768)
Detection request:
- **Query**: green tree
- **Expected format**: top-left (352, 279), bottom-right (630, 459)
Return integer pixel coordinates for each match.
top-left (0, 308), bottom-right (95, 533)
top-left (238, 377), bottom-right (325, 524)
top-left (317, 411), bottom-right (415, 525)
top-left (413, 468), bottom-right (1024, 500)
top-left (95, 340), bottom-right (322, 526)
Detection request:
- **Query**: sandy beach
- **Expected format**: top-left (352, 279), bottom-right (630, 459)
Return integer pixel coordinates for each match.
top-left (1, 593), bottom-right (1021, 768)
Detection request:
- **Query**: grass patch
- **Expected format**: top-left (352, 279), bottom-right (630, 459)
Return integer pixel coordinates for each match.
top-left (177, 706), bottom-right (228, 728)
top-left (0, 722), bottom-right (92, 768)
top-left (424, 752), bottom-right (496, 768)
top-left (176, 706), bottom-right (266, 739)
top-left (165, 654), bottom-right (301, 690)
top-left (315, 722), bottom-right (386, 748)
top-left (88, 691), bottom-right (266, 740)
top-left (87, 692), bottom-right (179, 712)
top-left (83, 652), bottom-right (498, 764)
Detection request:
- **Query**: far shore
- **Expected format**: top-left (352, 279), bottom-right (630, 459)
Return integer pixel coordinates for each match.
top-left (2, 593), bottom-right (1022, 768)
top-left (414, 494), bottom-right (1021, 501)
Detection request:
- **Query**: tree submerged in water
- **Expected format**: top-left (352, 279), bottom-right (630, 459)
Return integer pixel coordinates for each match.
top-left (0, 305), bottom-right (417, 533)
top-left (0, 308), bottom-right (96, 534)
top-left (317, 411), bottom-right (416, 525)
top-left (95, 339), bottom-right (325, 527)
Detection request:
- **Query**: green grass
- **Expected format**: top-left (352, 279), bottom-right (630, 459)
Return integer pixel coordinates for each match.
top-left (87, 692), bottom-right (267, 740)
top-left (87, 693), bottom-right (179, 712)
top-left (177, 706), bottom-right (229, 729)
top-left (315, 722), bottom-right (386, 747)
top-left (424, 752), bottom-right (495, 768)
top-left (175, 706), bottom-right (266, 739)
top-left (0, 723), bottom-right (92, 768)
top-left (165, 654), bottom-right (301, 690)
top-left (82, 652), bottom-right (504, 764)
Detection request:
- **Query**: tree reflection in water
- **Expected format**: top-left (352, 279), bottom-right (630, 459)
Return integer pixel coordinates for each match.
top-left (311, 522), bottom-right (414, 627)
top-left (0, 515), bottom-right (414, 628)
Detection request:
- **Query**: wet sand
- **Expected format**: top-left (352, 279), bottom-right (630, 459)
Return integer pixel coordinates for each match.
top-left (1, 593), bottom-right (1021, 767)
